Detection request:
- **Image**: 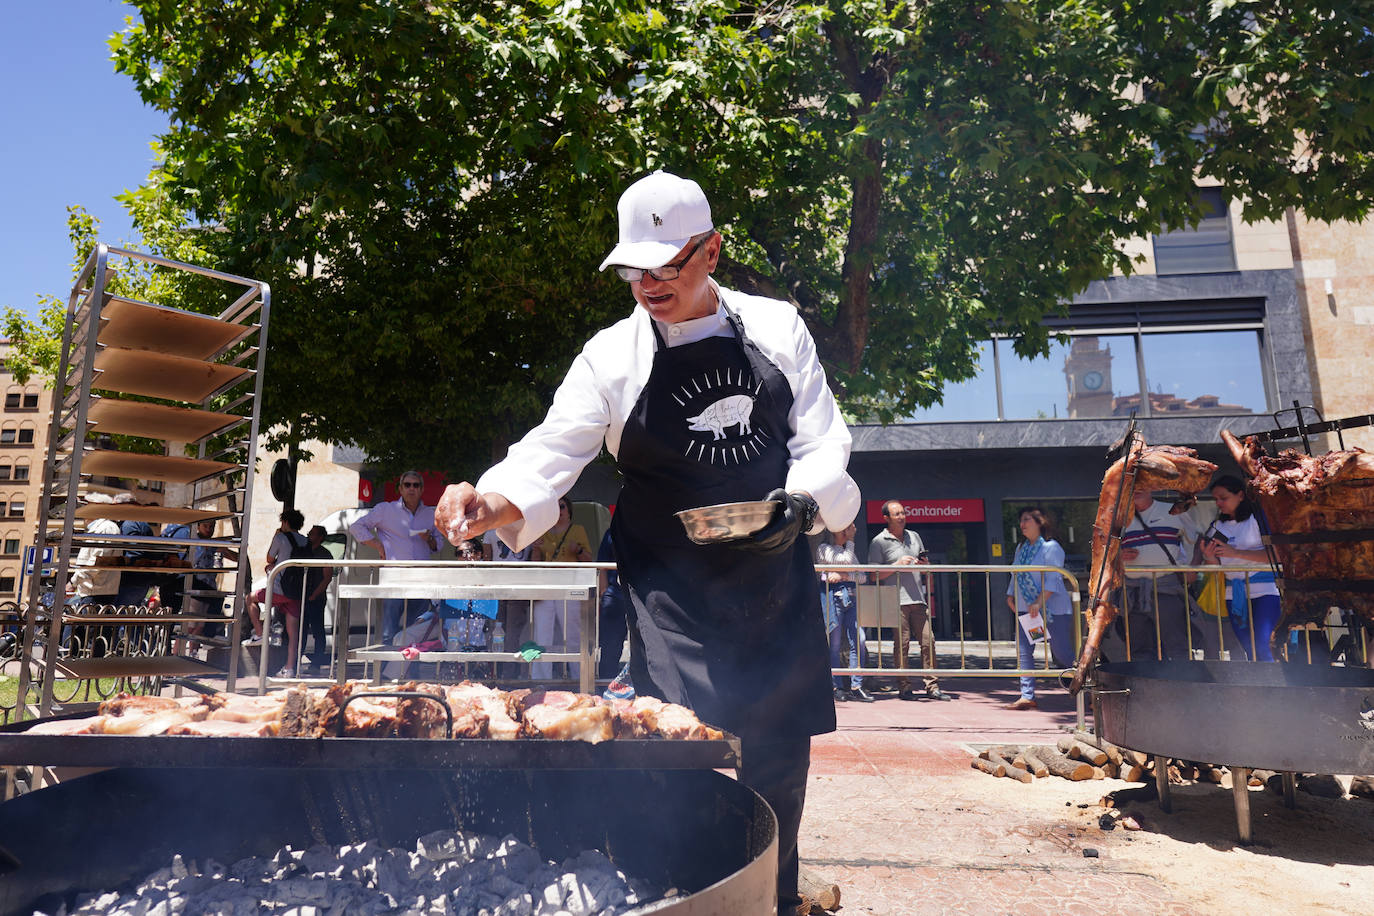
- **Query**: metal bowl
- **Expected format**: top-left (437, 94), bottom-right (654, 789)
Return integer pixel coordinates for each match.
top-left (675, 501), bottom-right (777, 545)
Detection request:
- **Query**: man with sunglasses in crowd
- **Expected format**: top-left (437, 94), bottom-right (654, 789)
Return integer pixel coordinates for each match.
top-left (349, 470), bottom-right (440, 644)
top-left (436, 170), bottom-right (859, 913)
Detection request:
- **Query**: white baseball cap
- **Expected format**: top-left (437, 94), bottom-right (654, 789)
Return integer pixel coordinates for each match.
top-left (598, 170), bottom-right (714, 271)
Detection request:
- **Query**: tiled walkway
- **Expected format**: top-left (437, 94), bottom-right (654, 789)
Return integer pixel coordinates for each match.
top-left (799, 678), bottom-right (1199, 915)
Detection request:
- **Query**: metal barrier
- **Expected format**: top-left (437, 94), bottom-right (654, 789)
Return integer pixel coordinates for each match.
top-left (815, 561), bottom-right (1083, 681)
top-left (257, 559), bottom-right (608, 694)
top-left (1112, 562), bottom-right (1368, 667)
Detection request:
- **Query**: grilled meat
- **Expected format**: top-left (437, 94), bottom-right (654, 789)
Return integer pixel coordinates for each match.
top-left (25, 681), bottom-right (730, 743)
top-left (1223, 429), bottom-right (1374, 652)
top-left (1069, 438), bottom-right (1217, 694)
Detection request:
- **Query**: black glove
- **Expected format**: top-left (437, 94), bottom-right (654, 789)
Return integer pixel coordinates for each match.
top-left (731, 488), bottom-right (819, 556)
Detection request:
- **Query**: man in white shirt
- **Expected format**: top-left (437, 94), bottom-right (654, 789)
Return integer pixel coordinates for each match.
top-left (1117, 489), bottom-right (1203, 661)
top-left (868, 500), bottom-right (951, 701)
top-left (348, 470), bottom-right (440, 643)
top-left (433, 171), bottom-right (858, 911)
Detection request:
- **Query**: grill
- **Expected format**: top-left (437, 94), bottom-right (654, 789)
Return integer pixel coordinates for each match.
top-left (1092, 659), bottom-right (1374, 843)
top-left (0, 718), bottom-right (775, 915)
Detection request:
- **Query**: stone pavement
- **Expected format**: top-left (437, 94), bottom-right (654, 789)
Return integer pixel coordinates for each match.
top-left (798, 677), bottom-right (1199, 916)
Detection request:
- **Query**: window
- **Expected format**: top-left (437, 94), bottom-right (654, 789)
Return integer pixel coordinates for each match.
top-left (8, 501), bottom-right (23, 518)
top-left (904, 326), bottom-right (1267, 422)
top-left (0, 466), bottom-right (10, 481)
top-left (21, 393), bottom-right (37, 409)
top-left (1153, 187), bottom-right (1236, 275)
top-left (13, 464), bottom-right (27, 482)
top-left (1137, 330), bottom-right (1268, 415)
top-left (1, 539), bottom-right (17, 557)
top-left (1002, 334), bottom-right (1139, 421)
top-left (0, 428), bottom-right (14, 445)
top-left (3, 393), bottom-right (17, 409)
top-left (903, 341), bottom-right (999, 422)
top-left (17, 429), bottom-right (33, 445)
top-left (0, 576), bottom-right (14, 594)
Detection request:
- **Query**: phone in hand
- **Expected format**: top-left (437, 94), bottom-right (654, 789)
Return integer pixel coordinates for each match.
top-left (1203, 523), bottom-right (1229, 545)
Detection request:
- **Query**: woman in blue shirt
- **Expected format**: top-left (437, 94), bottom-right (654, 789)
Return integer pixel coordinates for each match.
top-left (1004, 507), bottom-right (1074, 709)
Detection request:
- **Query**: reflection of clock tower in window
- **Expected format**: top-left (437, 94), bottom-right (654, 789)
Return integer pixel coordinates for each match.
top-left (1064, 336), bottom-right (1113, 418)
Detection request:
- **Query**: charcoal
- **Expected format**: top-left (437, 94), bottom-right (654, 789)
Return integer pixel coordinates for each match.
top-left (62, 827), bottom-right (662, 916)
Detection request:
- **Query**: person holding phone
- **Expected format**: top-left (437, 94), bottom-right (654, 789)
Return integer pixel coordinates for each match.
top-left (1200, 475), bottom-right (1280, 660)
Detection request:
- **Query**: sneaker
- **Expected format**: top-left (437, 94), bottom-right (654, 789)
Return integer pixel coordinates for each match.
top-left (242, 633), bottom-right (263, 646)
top-left (274, 666), bottom-right (295, 678)
top-left (1004, 697), bottom-right (1038, 710)
top-left (851, 687), bottom-right (876, 703)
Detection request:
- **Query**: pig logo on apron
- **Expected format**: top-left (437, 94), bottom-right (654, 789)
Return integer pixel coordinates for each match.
top-left (673, 368), bottom-right (771, 465)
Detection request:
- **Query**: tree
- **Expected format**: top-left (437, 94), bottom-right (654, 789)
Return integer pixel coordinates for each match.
top-left (88, 0), bottom-right (1373, 473)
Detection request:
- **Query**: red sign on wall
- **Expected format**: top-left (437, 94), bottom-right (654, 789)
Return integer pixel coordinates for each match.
top-left (358, 479), bottom-right (373, 504)
top-left (865, 499), bottom-right (985, 525)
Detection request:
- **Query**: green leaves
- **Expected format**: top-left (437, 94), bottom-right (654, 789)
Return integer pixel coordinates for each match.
top-left (71, 0), bottom-right (1374, 466)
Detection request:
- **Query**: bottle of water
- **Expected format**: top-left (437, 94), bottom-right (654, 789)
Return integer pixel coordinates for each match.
top-left (490, 621), bottom-right (505, 653)
top-left (269, 619), bottom-right (284, 647)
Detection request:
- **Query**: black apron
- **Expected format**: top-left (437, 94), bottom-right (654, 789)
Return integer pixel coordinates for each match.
top-left (610, 307), bottom-right (835, 742)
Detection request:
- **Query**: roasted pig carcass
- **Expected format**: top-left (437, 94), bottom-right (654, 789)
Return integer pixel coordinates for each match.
top-left (446, 681), bottom-right (520, 739)
top-left (19, 682), bottom-right (733, 743)
top-left (1223, 430), bottom-right (1374, 653)
top-left (515, 690), bottom-right (615, 743)
top-left (279, 682), bottom-right (481, 738)
top-left (1069, 437), bottom-right (1217, 693)
top-left (84, 694), bottom-right (210, 736)
top-left (620, 696), bottom-right (726, 741)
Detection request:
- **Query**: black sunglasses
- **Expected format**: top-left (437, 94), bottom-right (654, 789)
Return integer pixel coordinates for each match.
top-left (401, 481), bottom-right (423, 488)
top-left (614, 235), bottom-right (710, 283)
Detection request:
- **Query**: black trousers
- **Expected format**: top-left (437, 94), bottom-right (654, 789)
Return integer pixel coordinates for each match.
top-left (739, 735), bottom-right (811, 909)
top-left (597, 588), bottom-right (630, 680)
top-left (302, 597), bottom-right (328, 661)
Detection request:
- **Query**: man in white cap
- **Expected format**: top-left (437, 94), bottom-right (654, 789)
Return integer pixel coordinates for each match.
top-left (437, 170), bottom-right (859, 911)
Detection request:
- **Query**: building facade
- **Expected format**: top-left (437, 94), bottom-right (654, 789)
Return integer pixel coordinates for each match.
top-left (0, 343), bottom-right (50, 604)
top-left (844, 198), bottom-right (1373, 639)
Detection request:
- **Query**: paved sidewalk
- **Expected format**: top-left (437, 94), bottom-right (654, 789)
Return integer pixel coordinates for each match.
top-left (799, 678), bottom-right (1198, 916)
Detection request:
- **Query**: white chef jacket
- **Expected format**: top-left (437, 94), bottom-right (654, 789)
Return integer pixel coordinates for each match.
top-left (348, 500), bottom-right (439, 561)
top-left (478, 283), bottom-right (861, 551)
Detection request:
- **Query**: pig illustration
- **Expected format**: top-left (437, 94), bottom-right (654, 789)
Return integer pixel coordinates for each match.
top-left (686, 394), bottom-right (754, 440)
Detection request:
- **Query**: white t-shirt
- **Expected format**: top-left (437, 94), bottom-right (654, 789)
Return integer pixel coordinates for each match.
top-left (1214, 515), bottom-right (1279, 598)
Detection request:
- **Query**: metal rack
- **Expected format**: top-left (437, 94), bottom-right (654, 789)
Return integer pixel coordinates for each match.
top-left (15, 245), bottom-right (269, 716)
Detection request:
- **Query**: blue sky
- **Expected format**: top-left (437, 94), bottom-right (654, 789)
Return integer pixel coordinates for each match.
top-left (0, 0), bottom-right (165, 319)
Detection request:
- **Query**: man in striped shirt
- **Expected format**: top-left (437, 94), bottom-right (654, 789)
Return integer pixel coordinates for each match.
top-left (1116, 489), bottom-right (1201, 661)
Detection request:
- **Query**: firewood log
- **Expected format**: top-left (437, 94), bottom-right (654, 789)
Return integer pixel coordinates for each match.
top-left (1069, 741), bottom-right (1109, 766)
top-left (988, 752), bottom-right (1013, 777)
top-left (1091, 766), bottom-right (1106, 780)
top-left (1040, 749), bottom-right (1095, 781)
top-left (1123, 749), bottom-right (1149, 768)
top-left (1004, 762), bottom-right (1034, 784)
top-left (1101, 761), bottom-right (1119, 779)
top-left (1123, 763), bottom-right (1147, 783)
top-left (1072, 729), bottom-right (1125, 767)
top-left (1019, 748), bottom-right (1050, 779)
top-left (981, 744), bottom-right (1028, 762)
top-left (798, 867), bottom-right (840, 912)
top-left (1196, 763), bottom-right (1222, 784)
top-left (971, 757), bottom-right (1004, 777)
